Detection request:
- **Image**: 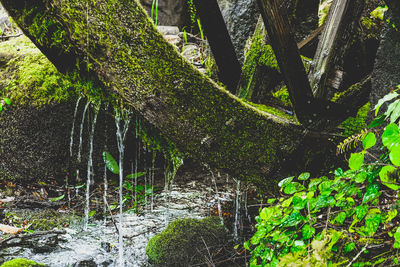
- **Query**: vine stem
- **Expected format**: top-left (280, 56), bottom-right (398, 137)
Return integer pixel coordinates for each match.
top-left (346, 239), bottom-right (369, 267)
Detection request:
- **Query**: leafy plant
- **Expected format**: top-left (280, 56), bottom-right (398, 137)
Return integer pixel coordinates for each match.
top-left (103, 151), bottom-right (151, 213)
top-left (245, 91), bottom-right (400, 265)
top-left (151, 0), bottom-right (159, 25)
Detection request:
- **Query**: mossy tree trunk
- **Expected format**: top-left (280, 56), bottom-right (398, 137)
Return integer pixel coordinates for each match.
top-left (0, 0), bottom-right (363, 187)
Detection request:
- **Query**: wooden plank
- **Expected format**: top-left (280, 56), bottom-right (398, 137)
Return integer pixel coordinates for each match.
top-left (193, 0), bottom-right (242, 93)
top-left (308, 0), bottom-right (365, 99)
top-left (257, 0), bottom-right (315, 125)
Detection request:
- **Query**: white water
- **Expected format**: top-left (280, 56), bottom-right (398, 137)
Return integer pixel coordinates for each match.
top-left (115, 110), bottom-right (131, 267)
top-left (233, 179), bottom-right (241, 241)
top-left (84, 103), bottom-right (100, 230)
top-left (205, 164), bottom-right (224, 225)
top-left (76, 100), bottom-right (90, 183)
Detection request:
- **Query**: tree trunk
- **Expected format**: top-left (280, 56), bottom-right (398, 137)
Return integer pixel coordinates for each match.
top-left (0, 0), bottom-right (313, 188)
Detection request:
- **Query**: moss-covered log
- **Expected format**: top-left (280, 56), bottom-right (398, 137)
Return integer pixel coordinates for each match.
top-left (0, 0), bottom-right (336, 187)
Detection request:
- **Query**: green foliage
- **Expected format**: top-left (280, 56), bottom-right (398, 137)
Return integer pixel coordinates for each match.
top-left (0, 258), bottom-right (45, 267)
top-left (370, 5), bottom-right (388, 21)
top-left (246, 121), bottom-right (400, 265)
top-left (150, 0), bottom-right (159, 25)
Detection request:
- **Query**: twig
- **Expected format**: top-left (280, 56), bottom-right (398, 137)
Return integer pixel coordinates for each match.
top-left (324, 206), bottom-right (331, 241)
top-left (346, 239), bottom-right (370, 267)
top-left (104, 200), bottom-right (120, 235)
top-left (0, 33), bottom-right (23, 39)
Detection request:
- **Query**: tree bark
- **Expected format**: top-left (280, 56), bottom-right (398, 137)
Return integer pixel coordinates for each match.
top-left (0, 0), bottom-right (311, 188)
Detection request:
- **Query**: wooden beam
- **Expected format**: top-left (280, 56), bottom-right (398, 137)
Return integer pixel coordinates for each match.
top-left (256, 0), bottom-right (315, 125)
top-left (308, 0), bottom-right (365, 99)
top-left (193, 0), bottom-right (242, 93)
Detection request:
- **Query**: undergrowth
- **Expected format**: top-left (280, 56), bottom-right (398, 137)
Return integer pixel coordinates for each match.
top-left (245, 88), bottom-right (400, 266)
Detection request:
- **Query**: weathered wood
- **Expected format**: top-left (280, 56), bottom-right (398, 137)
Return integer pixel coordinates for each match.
top-left (257, 0), bottom-right (315, 125)
top-left (193, 0), bottom-right (242, 93)
top-left (308, 0), bottom-right (365, 99)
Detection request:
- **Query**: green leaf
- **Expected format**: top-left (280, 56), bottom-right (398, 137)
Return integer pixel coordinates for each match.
top-left (89, 210), bottom-right (96, 217)
top-left (282, 212), bottom-right (305, 227)
top-left (344, 242), bottom-right (356, 253)
top-left (308, 178), bottom-right (322, 191)
top-left (379, 165), bottom-right (400, 190)
top-left (382, 123), bottom-right (400, 151)
top-left (362, 132), bottom-right (376, 149)
top-left (292, 196), bottom-right (305, 210)
top-left (298, 172), bottom-right (310, 181)
top-left (368, 115), bottom-right (385, 128)
top-left (362, 183), bottom-right (381, 204)
top-left (50, 194), bottom-right (65, 202)
top-left (354, 172), bottom-right (367, 183)
top-left (3, 97), bottom-right (11, 105)
top-left (0, 105), bottom-right (3, 111)
top-left (302, 224), bottom-right (315, 240)
top-left (390, 146), bottom-right (400, 166)
top-left (126, 172), bottom-right (146, 179)
top-left (278, 176), bottom-right (294, 188)
top-left (334, 168), bottom-right (344, 177)
top-left (102, 151), bottom-right (119, 174)
top-left (284, 183), bottom-right (297, 194)
top-left (374, 91), bottom-right (399, 115)
top-left (334, 212), bottom-right (347, 225)
top-left (365, 213), bottom-right (382, 236)
top-left (243, 241), bottom-right (251, 250)
top-left (251, 228), bottom-right (266, 245)
top-left (349, 152), bottom-right (365, 171)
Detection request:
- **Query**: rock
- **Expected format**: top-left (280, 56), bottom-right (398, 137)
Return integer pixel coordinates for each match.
top-left (157, 25), bottom-right (179, 35)
top-left (0, 258), bottom-right (46, 267)
top-left (146, 217), bottom-right (229, 266)
top-left (164, 34), bottom-right (181, 46)
top-left (72, 257), bottom-right (97, 267)
top-left (217, 0), bottom-right (259, 63)
top-left (140, 0), bottom-right (187, 27)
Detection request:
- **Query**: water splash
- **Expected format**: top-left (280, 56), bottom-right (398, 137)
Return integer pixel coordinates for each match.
top-left (84, 102), bottom-right (100, 230)
top-left (151, 151), bottom-right (156, 211)
top-left (115, 109), bottom-right (131, 267)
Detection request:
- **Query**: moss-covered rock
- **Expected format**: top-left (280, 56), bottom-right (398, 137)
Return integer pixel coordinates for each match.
top-left (0, 258), bottom-right (45, 267)
top-left (146, 217), bottom-right (229, 266)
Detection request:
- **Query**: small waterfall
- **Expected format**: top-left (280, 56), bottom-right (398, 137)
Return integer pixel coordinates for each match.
top-left (233, 178), bottom-right (241, 241)
top-left (115, 109), bottom-right (131, 267)
top-left (151, 151), bottom-right (156, 211)
top-left (68, 96), bottom-right (82, 206)
top-left (76, 100), bottom-right (90, 182)
top-left (205, 165), bottom-right (224, 225)
top-left (84, 102), bottom-right (100, 230)
top-left (103, 158), bottom-right (108, 224)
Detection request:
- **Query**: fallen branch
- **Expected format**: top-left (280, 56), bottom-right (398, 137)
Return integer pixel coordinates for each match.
top-left (0, 229), bottom-right (66, 249)
top-left (0, 33), bottom-right (23, 39)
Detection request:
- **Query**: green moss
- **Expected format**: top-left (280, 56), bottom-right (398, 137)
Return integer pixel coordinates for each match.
top-left (0, 258), bottom-right (45, 267)
top-left (245, 100), bottom-right (298, 124)
top-left (238, 20), bottom-right (279, 100)
top-left (0, 36), bottom-right (114, 107)
top-left (146, 217), bottom-right (228, 266)
top-left (339, 103), bottom-right (370, 136)
top-left (272, 86), bottom-right (293, 108)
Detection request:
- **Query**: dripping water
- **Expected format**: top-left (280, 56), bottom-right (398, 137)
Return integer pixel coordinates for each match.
top-left (68, 96), bottom-right (82, 206)
top-left (205, 164), bottom-right (224, 225)
top-left (115, 109), bottom-right (131, 267)
top-left (84, 102), bottom-right (100, 230)
top-left (76, 100), bottom-right (90, 183)
top-left (151, 151), bottom-right (156, 211)
top-left (233, 178), bottom-right (241, 241)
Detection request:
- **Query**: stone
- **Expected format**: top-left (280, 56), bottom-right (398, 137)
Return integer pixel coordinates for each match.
top-left (146, 217), bottom-right (229, 266)
top-left (157, 25), bottom-right (179, 35)
top-left (140, 0), bottom-right (187, 27)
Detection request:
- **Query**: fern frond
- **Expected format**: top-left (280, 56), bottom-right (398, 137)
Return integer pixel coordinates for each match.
top-left (336, 129), bottom-right (371, 155)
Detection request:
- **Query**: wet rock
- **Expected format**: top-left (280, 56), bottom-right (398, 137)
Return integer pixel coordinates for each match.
top-left (146, 217), bottom-right (229, 266)
top-left (157, 26), bottom-right (179, 35)
top-left (370, 9), bottom-right (400, 110)
top-left (72, 257), bottom-right (96, 267)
